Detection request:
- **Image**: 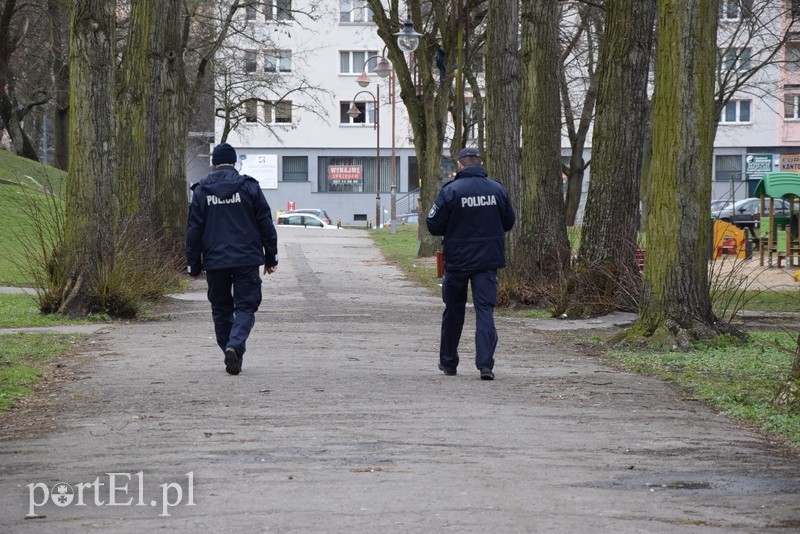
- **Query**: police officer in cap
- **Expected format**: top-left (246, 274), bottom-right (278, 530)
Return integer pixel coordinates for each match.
top-left (186, 143), bottom-right (278, 375)
top-left (426, 147), bottom-right (515, 380)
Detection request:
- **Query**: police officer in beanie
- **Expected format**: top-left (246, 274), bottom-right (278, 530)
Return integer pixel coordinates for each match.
top-left (186, 143), bottom-right (278, 375)
top-left (426, 147), bottom-right (515, 380)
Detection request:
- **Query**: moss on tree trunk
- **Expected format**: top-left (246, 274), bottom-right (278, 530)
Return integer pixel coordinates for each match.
top-left (629, 0), bottom-right (740, 343)
top-left (61, 0), bottom-right (117, 317)
top-left (511, 0), bottom-right (571, 303)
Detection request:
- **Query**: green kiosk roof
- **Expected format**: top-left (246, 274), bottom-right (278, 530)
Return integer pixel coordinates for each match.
top-left (753, 172), bottom-right (800, 199)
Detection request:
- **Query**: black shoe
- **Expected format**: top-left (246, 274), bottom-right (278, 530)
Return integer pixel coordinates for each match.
top-left (438, 363), bottom-right (457, 376)
top-left (225, 347), bottom-right (240, 375)
top-left (480, 368), bottom-right (494, 380)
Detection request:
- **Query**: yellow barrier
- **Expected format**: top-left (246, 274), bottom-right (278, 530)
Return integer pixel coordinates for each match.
top-left (712, 220), bottom-right (747, 260)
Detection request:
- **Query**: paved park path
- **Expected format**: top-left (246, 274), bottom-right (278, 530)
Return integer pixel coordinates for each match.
top-left (1, 228), bottom-right (798, 533)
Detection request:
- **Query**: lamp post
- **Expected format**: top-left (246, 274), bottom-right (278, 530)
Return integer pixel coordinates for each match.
top-left (347, 88), bottom-right (381, 228)
top-left (394, 18), bottom-right (422, 54)
top-left (356, 54), bottom-right (396, 231)
top-left (347, 16), bottom-right (421, 230)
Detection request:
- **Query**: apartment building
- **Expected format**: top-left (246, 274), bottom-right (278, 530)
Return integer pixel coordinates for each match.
top-left (206, 1), bottom-right (418, 227)
top-left (712, 0), bottom-right (800, 202)
top-left (205, 1), bottom-right (800, 224)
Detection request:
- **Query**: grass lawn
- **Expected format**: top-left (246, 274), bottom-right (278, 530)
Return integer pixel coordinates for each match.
top-left (370, 224), bottom-right (442, 295)
top-left (0, 149), bottom-right (67, 286)
top-left (0, 333), bottom-right (85, 411)
top-left (603, 331), bottom-right (800, 445)
top-left (0, 293), bottom-right (105, 414)
top-left (0, 293), bottom-right (107, 328)
top-left (720, 289), bottom-right (800, 312)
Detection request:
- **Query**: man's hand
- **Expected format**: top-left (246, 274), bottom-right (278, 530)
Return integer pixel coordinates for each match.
top-left (264, 265), bottom-right (277, 275)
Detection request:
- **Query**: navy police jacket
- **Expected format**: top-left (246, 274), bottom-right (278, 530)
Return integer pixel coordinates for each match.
top-left (186, 167), bottom-right (278, 275)
top-left (426, 164), bottom-right (515, 271)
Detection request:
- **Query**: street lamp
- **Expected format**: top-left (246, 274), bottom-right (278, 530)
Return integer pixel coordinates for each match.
top-left (394, 18), bottom-right (422, 53)
top-left (347, 88), bottom-right (381, 228)
top-left (347, 17), bottom-right (421, 231)
top-left (356, 54), bottom-right (397, 231)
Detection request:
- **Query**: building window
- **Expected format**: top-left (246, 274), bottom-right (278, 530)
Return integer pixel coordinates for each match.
top-left (275, 100), bottom-right (292, 123)
top-left (339, 0), bottom-right (373, 23)
top-left (244, 99), bottom-right (258, 122)
top-left (339, 50), bottom-right (379, 74)
top-left (265, 100), bottom-right (292, 123)
top-left (720, 99), bottom-right (751, 123)
top-left (784, 94), bottom-right (800, 120)
top-left (787, 44), bottom-right (800, 71)
top-left (340, 101), bottom-right (375, 124)
top-left (265, 50), bottom-right (292, 72)
top-left (719, 0), bottom-right (746, 20)
top-left (719, 47), bottom-right (750, 71)
top-left (245, 50), bottom-right (258, 73)
top-left (282, 156), bottom-right (308, 182)
top-left (265, 0), bottom-right (292, 21)
top-left (245, 4), bottom-right (258, 21)
top-left (715, 155), bottom-right (742, 182)
top-left (318, 156), bottom-right (391, 193)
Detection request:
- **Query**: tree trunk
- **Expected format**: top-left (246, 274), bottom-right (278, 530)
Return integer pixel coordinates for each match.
top-left (116, 0), bottom-right (162, 223)
top-left (61, 0), bottom-right (116, 317)
top-left (366, 0), bottom-right (463, 258)
top-left (0, 92), bottom-right (40, 161)
top-left (775, 334), bottom-right (800, 407)
top-left (572, 0), bottom-right (657, 316)
top-left (48, 0), bottom-right (69, 171)
top-left (514, 0), bottom-right (571, 302)
top-left (486, 0), bottom-right (521, 295)
top-left (416, 82), bottom-right (449, 256)
top-left (564, 156), bottom-right (586, 227)
top-left (634, 0), bottom-right (737, 346)
top-left (558, 3), bottom-right (601, 229)
top-left (0, 0), bottom-right (40, 162)
top-left (156, 0), bottom-right (189, 257)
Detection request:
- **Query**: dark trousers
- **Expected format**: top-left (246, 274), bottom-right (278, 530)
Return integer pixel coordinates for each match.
top-left (205, 266), bottom-right (262, 358)
top-left (439, 269), bottom-right (498, 370)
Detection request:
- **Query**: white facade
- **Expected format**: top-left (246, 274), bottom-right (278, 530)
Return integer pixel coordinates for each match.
top-left (209, 1), bottom-right (418, 227)
top-left (208, 1), bottom-right (800, 225)
top-left (709, 1), bottom-right (800, 203)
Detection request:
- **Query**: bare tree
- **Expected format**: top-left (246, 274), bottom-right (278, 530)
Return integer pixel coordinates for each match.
top-left (558, 1), bottom-right (602, 227)
top-left (212, 19), bottom-right (332, 145)
top-left (368, 0), bottom-right (488, 257)
top-left (713, 1), bottom-right (800, 122)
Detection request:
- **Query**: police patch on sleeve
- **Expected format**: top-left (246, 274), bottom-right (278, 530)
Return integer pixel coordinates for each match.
top-left (428, 204), bottom-right (439, 218)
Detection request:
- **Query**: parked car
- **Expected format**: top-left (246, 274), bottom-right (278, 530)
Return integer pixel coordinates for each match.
top-left (710, 199), bottom-right (730, 213)
top-left (385, 213), bottom-right (418, 228)
top-left (276, 213), bottom-right (338, 229)
top-left (712, 197), bottom-right (791, 228)
top-left (283, 208), bottom-right (331, 224)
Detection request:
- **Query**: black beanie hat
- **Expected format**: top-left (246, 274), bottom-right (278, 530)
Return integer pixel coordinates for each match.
top-left (212, 143), bottom-right (237, 165)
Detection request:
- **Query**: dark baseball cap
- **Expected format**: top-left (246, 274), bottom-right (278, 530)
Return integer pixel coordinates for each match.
top-left (457, 147), bottom-right (480, 160)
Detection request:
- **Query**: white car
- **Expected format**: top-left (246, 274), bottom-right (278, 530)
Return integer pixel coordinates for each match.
top-left (276, 213), bottom-right (338, 229)
top-left (283, 208), bottom-right (331, 224)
